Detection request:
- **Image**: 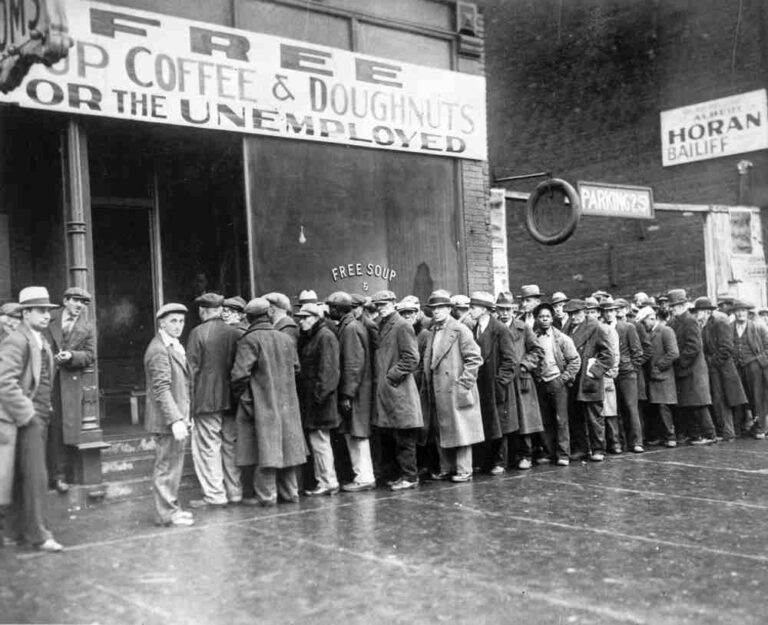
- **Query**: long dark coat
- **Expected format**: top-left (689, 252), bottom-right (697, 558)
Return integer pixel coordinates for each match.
top-left (422, 316), bottom-right (484, 448)
top-left (566, 316), bottom-right (613, 402)
top-left (475, 316), bottom-right (516, 440)
top-left (186, 317), bottom-right (240, 416)
top-left (702, 315), bottom-right (747, 407)
top-left (336, 312), bottom-right (373, 438)
top-left (668, 311), bottom-right (711, 407)
top-left (634, 320), bottom-right (653, 401)
top-left (274, 315), bottom-right (299, 345)
top-left (506, 319), bottom-right (544, 435)
top-left (373, 312), bottom-right (423, 429)
top-left (47, 311), bottom-right (95, 444)
top-left (143, 335), bottom-right (191, 434)
top-left (646, 323), bottom-right (679, 405)
top-left (231, 320), bottom-right (307, 468)
top-left (297, 321), bottom-right (341, 430)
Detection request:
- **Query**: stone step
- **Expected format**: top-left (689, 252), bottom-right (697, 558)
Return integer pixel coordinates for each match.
top-left (101, 435), bottom-right (158, 458)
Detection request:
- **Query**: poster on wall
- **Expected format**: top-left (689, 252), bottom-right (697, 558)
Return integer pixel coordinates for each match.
top-left (0, 0), bottom-right (488, 160)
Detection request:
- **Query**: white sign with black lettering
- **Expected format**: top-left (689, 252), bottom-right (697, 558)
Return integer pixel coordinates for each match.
top-left (661, 89), bottom-right (768, 167)
top-left (0, 0), bottom-right (487, 160)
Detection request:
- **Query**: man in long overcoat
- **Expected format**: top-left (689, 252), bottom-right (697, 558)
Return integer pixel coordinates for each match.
top-left (186, 293), bottom-right (241, 508)
top-left (296, 302), bottom-right (341, 496)
top-left (145, 303), bottom-right (193, 527)
top-left (46, 286), bottom-right (95, 494)
top-left (666, 289), bottom-right (715, 444)
top-left (371, 290), bottom-right (422, 491)
top-left (563, 299), bottom-right (614, 461)
top-left (732, 299), bottom-right (768, 437)
top-left (264, 293), bottom-right (299, 345)
top-left (231, 298), bottom-right (307, 506)
top-left (422, 291), bottom-right (484, 482)
top-left (327, 291), bottom-right (375, 492)
top-left (636, 307), bottom-right (679, 446)
top-left (467, 291), bottom-right (516, 474)
top-left (695, 297), bottom-right (747, 442)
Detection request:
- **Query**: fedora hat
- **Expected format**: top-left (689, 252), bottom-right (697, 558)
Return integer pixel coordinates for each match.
top-left (519, 284), bottom-right (543, 299)
top-left (469, 291), bottom-right (496, 310)
top-left (584, 297), bottom-right (599, 310)
top-left (599, 297), bottom-right (620, 311)
top-left (18, 286), bottom-right (59, 309)
top-left (563, 299), bottom-right (587, 313)
top-left (666, 289), bottom-right (689, 306)
top-left (427, 290), bottom-right (453, 308)
top-left (731, 298), bottom-right (755, 311)
top-left (550, 291), bottom-right (568, 305)
top-left (495, 291), bottom-right (514, 308)
top-left (692, 296), bottom-right (716, 311)
top-left (450, 294), bottom-right (470, 308)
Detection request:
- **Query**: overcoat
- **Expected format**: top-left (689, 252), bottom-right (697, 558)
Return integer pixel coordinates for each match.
top-left (143, 335), bottom-right (191, 434)
top-left (297, 321), bottom-right (341, 430)
top-left (646, 323), bottom-right (679, 405)
top-left (566, 317), bottom-right (613, 402)
top-left (602, 323), bottom-right (620, 417)
top-left (373, 312), bottom-right (423, 429)
top-left (702, 315), bottom-right (747, 407)
top-left (47, 310), bottom-right (95, 445)
top-left (474, 316), bottom-right (516, 440)
top-left (274, 316), bottom-right (299, 345)
top-left (422, 316), bottom-right (484, 448)
top-left (336, 312), bottom-right (373, 438)
top-left (0, 324), bottom-right (48, 505)
top-left (668, 311), bottom-right (711, 406)
top-left (186, 317), bottom-right (240, 416)
top-left (231, 320), bottom-right (308, 468)
top-left (634, 320), bottom-right (653, 402)
top-left (506, 319), bottom-right (544, 435)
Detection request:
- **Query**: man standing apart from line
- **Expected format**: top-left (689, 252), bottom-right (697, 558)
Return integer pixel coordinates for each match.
top-left (145, 303), bottom-right (194, 527)
top-left (0, 287), bottom-right (63, 552)
top-left (187, 293), bottom-right (242, 509)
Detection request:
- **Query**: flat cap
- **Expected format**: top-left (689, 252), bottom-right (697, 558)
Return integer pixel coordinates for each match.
top-left (63, 286), bottom-right (92, 301)
top-left (262, 292), bottom-right (291, 311)
top-left (396, 297), bottom-right (420, 313)
top-left (371, 290), bottom-right (397, 304)
top-left (195, 292), bottom-right (224, 308)
top-left (326, 291), bottom-right (353, 307)
top-left (223, 296), bottom-right (247, 312)
top-left (550, 291), bottom-right (569, 305)
top-left (156, 303), bottom-right (188, 319)
top-left (635, 306), bottom-right (655, 323)
top-left (299, 289), bottom-right (318, 304)
top-left (244, 297), bottom-right (270, 316)
top-left (350, 293), bottom-right (367, 307)
top-left (0, 302), bottom-right (22, 318)
top-left (469, 291), bottom-right (495, 310)
top-left (563, 299), bottom-right (587, 313)
top-left (294, 302), bottom-right (324, 317)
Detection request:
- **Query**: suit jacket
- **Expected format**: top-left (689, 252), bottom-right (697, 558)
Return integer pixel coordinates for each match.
top-left (143, 335), bottom-right (191, 434)
top-left (567, 317), bottom-right (613, 402)
top-left (186, 317), bottom-right (240, 416)
top-left (668, 311), bottom-right (711, 407)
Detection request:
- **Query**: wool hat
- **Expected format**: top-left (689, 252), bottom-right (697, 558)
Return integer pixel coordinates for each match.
top-left (0, 302), bottom-right (22, 318)
top-left (371, 290), bottom-right (397, 304)
top-left (396, 296), bottom-right (420, 313)
top-left (563, 299), bottom-right (587, 313)
top-left (666, 289), bottom-right (689, 306)
top-left (692, 296), bottom-right (716, 311)
top-left (326, 291), bottom-right (353, 307)
top-left (428, 290), bottom-right (453, 308)
top-left (495, 291), bottom-right (514, 308)
top-left (550, 291), bottom-right (569, 305)
top-left (63, 286), bottom-right (92, 302)
top-left (294, 302), bottom-right (324, 317)
top-left (519, 284), bottom-right (543, 299)
top-left (262, 292), bottom-right (290, 311)
top-left (156, 303), bottom-right (187, 319)
top-left (635, 306), bottom-right (655, 323)
top-left (244, 297), bottom-right (270, 316)
top-left (469, 291), bottom-right (496, 310)
top-left (195, 292), bottom-right (224, 308)
top-left (18, 287), bottom-right (59, 309)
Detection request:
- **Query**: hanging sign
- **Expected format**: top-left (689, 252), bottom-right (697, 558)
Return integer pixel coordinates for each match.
top-left (0, 0), bottom-right (487, 160)
top-left (577, 181), bottom-right (654, 219)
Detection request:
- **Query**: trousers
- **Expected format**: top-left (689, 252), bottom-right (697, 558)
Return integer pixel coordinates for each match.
top-left (254, 466), bottom-right (299, 504)
top-left (152, 433), bottom-right (186, 523)
top-left (11, 416), bottom-right (53, 544)
top-left (191, 413), bottom-right (241, 504)
top-left (307, 429), bottom-right (339, 489)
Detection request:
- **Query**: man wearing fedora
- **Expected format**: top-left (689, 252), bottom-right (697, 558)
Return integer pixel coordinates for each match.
top-left (695, 297), bottom-right (747, 442)
top-left (518, 285), bottom-right (543, 329)
top-left (145, 303), bottom-right (194, 527)
top-left (495, 292), bottom-right (516, 329)
top-left (186, 293), bottom-right (242, 509)
top-left (46, 286), bottom-right (95, 495)
top-left (370, 290), bottom-right (422, 491)
top-left (732, 299), bottom-right (768, 438)
top-left (0, 286), bottom-right (63, 551)
top-left (551, 292), bottom-right (569, 330)
top-left (666, 289), bottom-right (716, 445)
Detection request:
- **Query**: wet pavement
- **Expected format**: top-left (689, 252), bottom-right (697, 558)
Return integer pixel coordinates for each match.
top-left (3, 441), bottom-right (768, 624)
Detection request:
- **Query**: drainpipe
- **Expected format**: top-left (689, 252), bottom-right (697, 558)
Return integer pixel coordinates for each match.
top-left (737, 159), bottom-right (753, 204)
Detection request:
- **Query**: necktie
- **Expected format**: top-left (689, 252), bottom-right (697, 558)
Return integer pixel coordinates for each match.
top-left (63, 315), bottom-right (74, 335)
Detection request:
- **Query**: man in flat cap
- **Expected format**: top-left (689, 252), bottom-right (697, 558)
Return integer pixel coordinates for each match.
top-left (371, 290), bottom-right (422, 490)
top-left (0, 287), bottom-right (63, 551)
top-left (46, 286), bottom-right (95, 494)
top-left (222, 296), bottom-right (248, 334)
top-left (326, 292), bottom-right (375, 492)
top-left (0, 303), bottom-right (22, 342)
top-left (732, 299), bottom-right (768, 438)
top-left (450, 294), bottom-right (471, 325)
top-left (295, 303), bottom-right (341, 496)
top-left (264, 292), bottom-right (299, 346)
top-left (518, 285), bottom-right (543, 329)
top-left (231, 298), bottom-right (307, 506)
top-left (186, 293), bottom-right (242, 509)
top-left (145, 303), bottom-right (194, 527)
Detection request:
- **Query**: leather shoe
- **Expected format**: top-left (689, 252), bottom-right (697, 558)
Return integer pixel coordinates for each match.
top-left (489, 465), bottom-right (506, 475)
top-left (428, 472), bottom-right (451, 481)
top-left (35, 538), bottom-right (63, 553)
top-left (450, 472), bottom-right (472, 483)
top-left (590, 453), bottom-right (605, 462)
top-left (341, 481), bottom-right (376, 493)
top-left (390, 478), bottom-right (419, 491)
top-left (157, 515), bottom-right (194, 527)
top-left (54, 479), bottom-right (69, 494)
top-left (241, 497), bottom-right (261, 506)
top-left (304, 485), bottom-right (339, 497)
top-left (556, 458), bottom-right (570, 467)
top-left (632, 445), bottom-right (644, 453)
top-left (189, 499), bottom-right (227, 509)
top-left (517, 458), bottom-right (532, 470)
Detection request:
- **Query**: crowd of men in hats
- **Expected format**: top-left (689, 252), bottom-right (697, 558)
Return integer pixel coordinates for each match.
top-left (3, 280), bottom-right (768, 546)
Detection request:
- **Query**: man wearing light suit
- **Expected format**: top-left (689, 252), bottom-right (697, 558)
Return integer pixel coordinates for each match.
top-left (144, 303), bottom-right (194, 527)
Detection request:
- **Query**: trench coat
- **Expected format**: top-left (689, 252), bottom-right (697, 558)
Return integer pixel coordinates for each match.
top-left (506, 319), bottom-right (544, 435)
top-left (373, 312), bottom-right (423, 429)
top-left (668, 311), bottom-right (711, 407)
top-left (566, 317), bottom-right (613, 402)
top-left (336, 312), bottom-right (373, 438)
top-left (47, 311), bottom-right (95, 445)
top-left (646, 322), bottom-right (679, 405)
top-left (231, 320), bottom-right (307, 468)
top-left (186, 317), bottom-right (240, 416)
top-left (0, 324), bottom-right (49, 505)
top-left (422, 316), bottom-right (484, 448)
top-left (702, 315), bottom-right (747, 407)
top-left (297, 321), bottom-right (341, 430)
top-left (143, 335), bottom-right (191, 434)
top-left (474, 316), bottom-right (516, 440)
